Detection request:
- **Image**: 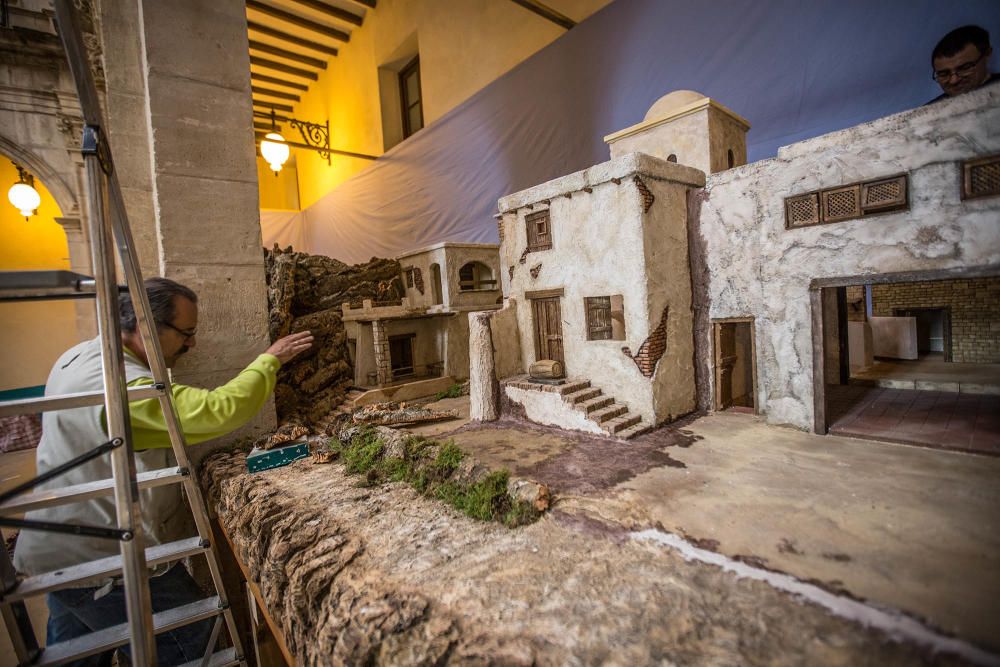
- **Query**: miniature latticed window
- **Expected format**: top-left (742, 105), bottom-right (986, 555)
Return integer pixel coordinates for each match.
top-left (525, 210), bottom-right (552, 252)
top-left (861, 176), bottom-right (907, 212)
top-left (821, 185), bottom-right (861, 223)
top-left (785, 193), bottom-right (820, 228)
top-left (585, 295), bottom-right (625, 341)
top-left (962, 155), bottom-right (1000, 200)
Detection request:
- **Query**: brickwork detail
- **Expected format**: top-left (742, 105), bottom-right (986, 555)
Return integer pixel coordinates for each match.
top-left (497, 217), bottom-right (505, 242)
top-left (871, 277), bottom-right (1000, 364)
top-left (413, 267), bottom-right (424, 295)
top-left (633, 175), bottom-right (655, 212)
top-left (530, 263), bottom-right (542, 279)
top-left (508, 265), bottom-right (515, 281)
top-left (372, 320), bottom-right (392, 385)
top-left (519, 248), bottom-right (529, 264)
top-left (621, 306), bottom-right (669, 378)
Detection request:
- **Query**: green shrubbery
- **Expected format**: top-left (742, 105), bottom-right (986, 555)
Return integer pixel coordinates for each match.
top-left (327, 427), bottom-right (538, 527)
top-left (433, 383), bottom-right (465, 400)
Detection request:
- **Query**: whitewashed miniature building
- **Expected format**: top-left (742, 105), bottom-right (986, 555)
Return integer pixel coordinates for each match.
top-left (470, 85), bottom-right (1000, 441)
top-left (343, 242), bottom-right (501, 398)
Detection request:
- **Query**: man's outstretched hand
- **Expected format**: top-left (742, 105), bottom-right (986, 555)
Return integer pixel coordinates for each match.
top-left (265, 331), bottom-right (314, 364)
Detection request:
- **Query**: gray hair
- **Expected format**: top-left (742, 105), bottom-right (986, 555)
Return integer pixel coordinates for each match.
top-left (119, 277), bottom-right (198, 333)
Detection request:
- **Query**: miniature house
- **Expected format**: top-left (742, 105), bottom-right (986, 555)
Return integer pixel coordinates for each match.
top-left (343, 242), bottom-right (501, 398)
top-left (470, 85), bottom-right (1000, 443)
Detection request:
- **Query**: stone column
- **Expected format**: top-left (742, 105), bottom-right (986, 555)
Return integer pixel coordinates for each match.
top-left (99, 0), bottom-right (274, 450)
top-left (372, 320), bottom-right (392, 386)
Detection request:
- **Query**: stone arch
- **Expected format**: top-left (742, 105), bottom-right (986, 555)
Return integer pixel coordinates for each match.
top-left (0, 133), bottom-right (78, 217)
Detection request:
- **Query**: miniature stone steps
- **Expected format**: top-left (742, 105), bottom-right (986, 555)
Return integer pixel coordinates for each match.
top-left (554, 378), bottom-right (650, 440)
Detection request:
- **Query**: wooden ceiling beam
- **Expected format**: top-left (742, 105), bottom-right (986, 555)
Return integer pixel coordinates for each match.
top-left (250, 72), bottom-right (308, 91)
top-left (507, 0), bottom-right (575, 30)
top-left (253, 99), bottom-right (295, 112)
top-left (249, 40), bottom-right (328, 69)
top-left (254, 121), bottom-right (283, 131)
top-left (344, 0), bottom-right (375, 8)
top-left (246, 1), bottom-right (351, 38)
top-left (250, 55), bottom-right (319, 81)
top-left (247, 19), bottom-right (345, 50)
top-left (251, 85), bottom-right (301, 102)
top-left (286, 0), bottom-right (363, 27)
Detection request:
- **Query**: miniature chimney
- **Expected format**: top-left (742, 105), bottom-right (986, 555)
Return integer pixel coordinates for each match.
top-left (603, 90), bottom-right (750, 174)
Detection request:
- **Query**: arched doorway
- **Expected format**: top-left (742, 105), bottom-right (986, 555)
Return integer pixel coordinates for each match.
top-left (0, 154), bottom-right (83, 398)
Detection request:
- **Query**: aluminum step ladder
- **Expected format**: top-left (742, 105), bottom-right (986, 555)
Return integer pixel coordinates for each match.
top-left (0, 2), bottom-right (246, 664)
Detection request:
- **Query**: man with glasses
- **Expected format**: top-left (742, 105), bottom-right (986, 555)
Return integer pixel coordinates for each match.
top-left (14, 277), bottom-right (313, 665)
top-left (930, 25), bottom-right (996, 103)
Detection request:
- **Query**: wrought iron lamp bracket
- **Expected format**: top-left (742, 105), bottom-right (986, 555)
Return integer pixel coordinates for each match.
top-left (288, 117), bottom-right (331, 164)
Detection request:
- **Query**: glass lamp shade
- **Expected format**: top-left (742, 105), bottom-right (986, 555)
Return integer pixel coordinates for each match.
top-left (8, 181), bottom-right (41, 218)
top-left (260, 133), bottom-right (289, 173)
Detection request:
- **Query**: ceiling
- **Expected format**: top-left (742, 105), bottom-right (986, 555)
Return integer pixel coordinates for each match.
top-left (248, 0), bottom-right (375, 140)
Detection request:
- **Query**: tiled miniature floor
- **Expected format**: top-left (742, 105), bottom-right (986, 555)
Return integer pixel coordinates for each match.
top-left (826, 384), bottom-right (1000, 455)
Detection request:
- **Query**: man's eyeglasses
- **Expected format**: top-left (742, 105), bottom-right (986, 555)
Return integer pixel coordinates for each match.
top-left (933, 54), bottom-right (985, 81)
top-left (159, 321), bottom-right (197, 340)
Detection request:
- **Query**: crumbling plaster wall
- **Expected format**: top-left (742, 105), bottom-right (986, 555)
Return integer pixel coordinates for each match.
top-left (697, 86), bottom-right (1000, 431)
top-left (498, 153), bottom-right (704, 425)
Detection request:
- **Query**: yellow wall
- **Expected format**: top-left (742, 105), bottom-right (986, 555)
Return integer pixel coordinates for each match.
top-left (257, 154), bottom-right (300, 210)
top-left (268, 0), bottom-right (612, 210)
top-left (0, 157), bottom-right (81, 391)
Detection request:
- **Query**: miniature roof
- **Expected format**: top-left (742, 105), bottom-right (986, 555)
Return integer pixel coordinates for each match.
top-left (394, 241), bottom-right (499, 261)
top-left (604, 90), bottom-right (751, 146)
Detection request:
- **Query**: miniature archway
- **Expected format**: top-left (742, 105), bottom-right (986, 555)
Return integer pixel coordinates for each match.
top-left (458, 261), bottom-right (497, 291)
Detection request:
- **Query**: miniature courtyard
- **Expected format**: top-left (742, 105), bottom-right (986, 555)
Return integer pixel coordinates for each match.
top-left (198, 396), bottom-right (999, 665)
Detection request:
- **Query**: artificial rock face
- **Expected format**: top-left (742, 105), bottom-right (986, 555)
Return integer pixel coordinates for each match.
top-left (264, 245), bottom-right (403, 425)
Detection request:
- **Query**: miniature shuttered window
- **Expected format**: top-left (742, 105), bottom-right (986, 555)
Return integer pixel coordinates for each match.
top-left (785, 174), bottom-right (908, 228)
top-left (585, 295), bottom-right (625, 341)
top-left (525, 210), bottom-right (552, 252)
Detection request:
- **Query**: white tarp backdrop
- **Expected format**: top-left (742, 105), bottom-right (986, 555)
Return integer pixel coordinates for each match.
top-left (270, 0), bottom-right (1000, 263)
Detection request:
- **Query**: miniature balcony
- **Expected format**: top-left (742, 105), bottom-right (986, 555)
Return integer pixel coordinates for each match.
top-left (341, 296), bottom-right (427, 321)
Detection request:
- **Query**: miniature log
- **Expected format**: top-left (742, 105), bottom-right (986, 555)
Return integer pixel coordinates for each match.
top-left (529, 359), bottom-right (564, 379)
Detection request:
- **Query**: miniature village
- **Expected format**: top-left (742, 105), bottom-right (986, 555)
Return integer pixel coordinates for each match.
top-left (1, 3), bottom-right (999, 666)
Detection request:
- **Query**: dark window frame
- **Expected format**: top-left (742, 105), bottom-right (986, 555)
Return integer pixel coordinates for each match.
top-left (399, 55), bottom-right (423, 139)
top-left (525, 209), bottom-right (552, 252)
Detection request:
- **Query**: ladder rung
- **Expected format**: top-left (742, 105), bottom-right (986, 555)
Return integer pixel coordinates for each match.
top-left (0, 385), bottom-right (164, 418)
top-left (35, 595), bottom-right (223, 667)
top-left (2, 536), bottom-right (208, 603)
top-left (177, 647), bottom-right (240, 667)
top-left (0, 466), bottom-right (187, 515)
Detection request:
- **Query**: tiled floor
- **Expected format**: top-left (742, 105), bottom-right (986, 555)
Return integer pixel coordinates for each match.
top-left (826, 384), bottom-right (1000, 455)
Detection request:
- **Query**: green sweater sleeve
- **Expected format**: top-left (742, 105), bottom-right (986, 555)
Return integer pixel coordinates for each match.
top-left (125, 353), bottom-right (281, 450)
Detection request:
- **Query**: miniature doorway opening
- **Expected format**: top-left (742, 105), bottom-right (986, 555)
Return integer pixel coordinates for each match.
top-left (713, 319), bottom-right (756, 413)
top-left (531, 295), bottom-right (564, 366)
top-left (389, 334), bottom-right (415, 378)
top-left (813, 273), bottom-right (1000, 456)
top-left (430, 263), bottom-right (443, 305)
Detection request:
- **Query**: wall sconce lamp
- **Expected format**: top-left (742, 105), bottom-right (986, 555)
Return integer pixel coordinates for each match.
top-left (254, 109), bottom-right (378, 174)
top-left (7, 163), bottom-right (41, 220)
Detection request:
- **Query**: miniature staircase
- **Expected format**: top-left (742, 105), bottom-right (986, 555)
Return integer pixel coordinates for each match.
top-left (557, 379), bottom-right (652, 440)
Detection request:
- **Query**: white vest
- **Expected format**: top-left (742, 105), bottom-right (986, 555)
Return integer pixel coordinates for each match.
top-left (13, 338), bottom-right (182, 579)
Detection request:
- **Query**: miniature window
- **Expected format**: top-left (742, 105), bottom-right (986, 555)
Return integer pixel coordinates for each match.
top-left (404, 268), bottom-right (415, 288)
top-left (458, 262), bottom-right (497, 291)
top-left (525, 210), bottom-right (552, 252)
top-left (784, 174), bottom-right (908, 229)
top-left (585, 295), bottom-right (625, 341)
top-left (961, 155), bottom-right (1000, 200)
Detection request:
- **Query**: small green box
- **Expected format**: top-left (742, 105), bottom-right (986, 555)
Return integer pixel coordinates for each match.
top-left (247, 441), bottom-right (310, 473)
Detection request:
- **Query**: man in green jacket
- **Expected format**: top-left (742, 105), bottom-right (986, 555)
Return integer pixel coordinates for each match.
top-left (13, 277), bottom-right (312, 666)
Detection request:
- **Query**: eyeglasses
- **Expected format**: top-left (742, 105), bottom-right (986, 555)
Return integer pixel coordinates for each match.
top-left (159, 321), bottom-right (197, 340)
top-left (932, 53), bottom-right (985, 81)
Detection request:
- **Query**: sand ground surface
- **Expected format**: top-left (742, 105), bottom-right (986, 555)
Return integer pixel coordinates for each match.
top-left (201, 403), bottom-right (1000, 666)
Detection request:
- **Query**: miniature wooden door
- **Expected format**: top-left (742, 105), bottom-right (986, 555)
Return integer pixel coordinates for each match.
top-left (532, 297), bottom-right (564, 364)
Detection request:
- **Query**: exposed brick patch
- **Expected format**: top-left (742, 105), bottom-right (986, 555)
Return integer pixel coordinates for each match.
top-left (497, 217), bottom-right (505, 243)
top-left (413, 267), bottom-right (424, 295)
top-left (633, 175), bottom-right (655, 212)
top-left (519, 248), bottom-right (529, 264)
top-left (871, 277), bottom-right (1000, 363)
top-left (622, 306), bottom-right (669, 378)
top-left (530, 263), bottom-right (542, 279)
top-left (508, 265), bottom-right (515, 281)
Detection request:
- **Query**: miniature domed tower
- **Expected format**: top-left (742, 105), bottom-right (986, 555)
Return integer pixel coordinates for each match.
top-left (603, 90), bottom-right (750, 174)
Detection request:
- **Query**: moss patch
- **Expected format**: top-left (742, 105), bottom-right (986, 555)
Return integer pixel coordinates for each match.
top-left (335, 427), bottom-right (540, 527)
top-left (434, 383), bottom-right (465, 400)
